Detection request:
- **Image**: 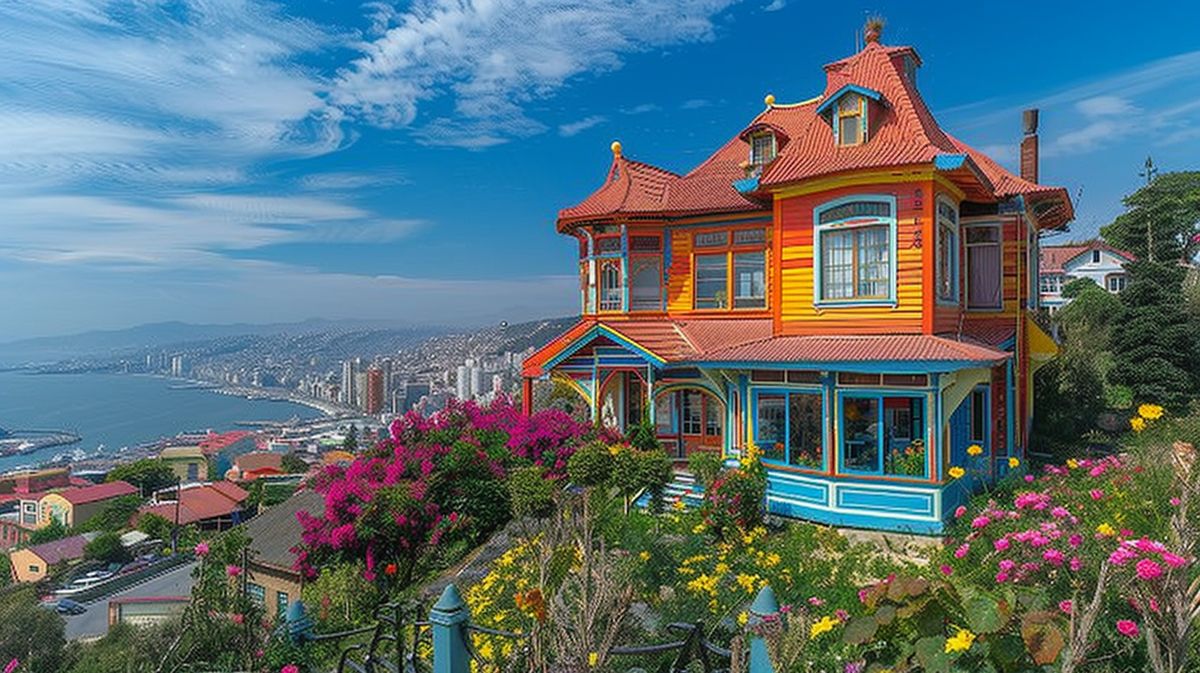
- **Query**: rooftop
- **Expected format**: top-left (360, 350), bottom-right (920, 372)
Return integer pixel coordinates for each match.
top-left (57, 480), bottom-right (138, 505)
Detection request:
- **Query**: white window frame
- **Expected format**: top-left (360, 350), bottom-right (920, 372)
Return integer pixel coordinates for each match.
top-left (935, 196), bottom-right (959, 304)
top-left (812, 195), bottom-right (897, 306)
top-left (1107, 274), bottom-right (1126, 293)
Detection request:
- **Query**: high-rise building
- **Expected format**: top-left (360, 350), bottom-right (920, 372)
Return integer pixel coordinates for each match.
top-left (470, 368), bottom-right (485, 398)
top-left (365, 367), bottom-right (385, 414)
top-left (455, 365), bottom-right (470, 400)
top-left (377, 358), bottom-right (393, 409)
top-left (354, 371), bottom-right (369, 409)
top-left (341, 359), bottom-right (357, 406)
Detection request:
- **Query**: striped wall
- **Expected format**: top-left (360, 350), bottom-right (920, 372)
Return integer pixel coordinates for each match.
top-left (775, 181), bottom-right (930, 334)
top-left (765, 469), bottom-right (950, 535)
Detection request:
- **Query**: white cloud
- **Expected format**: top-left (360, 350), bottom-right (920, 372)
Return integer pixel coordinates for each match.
top-left (558, 115), bottom-right (608, 137)
top-left (1076, 95), bottom-right (1136, 118)
top-left (332, 0), bottom-right (739, 146)
top-left (681, 98), bottom-right (712, 109)
top-left (763, 0), bottom-right (786, 11)
top-left (621, 103), bottom-right (660, 115)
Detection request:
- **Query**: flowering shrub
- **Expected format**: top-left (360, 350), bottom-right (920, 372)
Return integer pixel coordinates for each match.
top-left (701, 444), bottom-right (767, 540)
top-left (296, 397), bottom-right (593, 586)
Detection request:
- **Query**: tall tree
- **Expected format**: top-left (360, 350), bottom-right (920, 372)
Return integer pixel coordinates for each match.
top-left (1101, 170), bottom-right (1200, 263)
top-left (106, 459), bottom-right (176, 496)
top-left (1055, 277), bottom-right (1123, 339)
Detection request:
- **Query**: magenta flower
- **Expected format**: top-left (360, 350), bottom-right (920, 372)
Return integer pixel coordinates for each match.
top-left (995, 571), bottom-right (1010, 583)
top-left (1170, 497), bottom-right (1181, 507)
top-left (971, 515), bottom-right (991, 529)
top-left (807, 596), bottom-right (825, 606)
top-left (1068, 534), bottom-right (1083, 548)
top-left (1161, 552), bottom-right (1188, 568)
top-left (1116, 620), bottom-right (1140, 638)
top-left (226, 564), bottom-right (242, 577)
top-left (281, 666), bottom-right (300, 673)
top-left (954, 543), bottom-right (970, 559)
top-left (1136, 558), bottom-right (1164, 581)
top-left (1089, 489), bottom-right (1104, 501)
top-left (230, 613), bottom-right (244, 625)
top-left (994, 538), bottom-right (1011, 552)
top-left (954, 505), bottom-right (967, 518)
top-left (998, 559), bottom-right (1016, 572)
top-left (939, 564), bottom-right (953, 576)
top-left (834, 608), bottom-right (850, 621)
top-left (4, 659), bottom-right (19, 673)
top-left (1024, 474), bottom-right (1035, 482)
top-left (1043, 549), bottom-right (1065, 566)
top-left (194, 541), bottom-right (209, 556)
top-left (1069, 556), bottom-right (1083, 572)
top-left (1058, 600), bottom-right (1072, 614)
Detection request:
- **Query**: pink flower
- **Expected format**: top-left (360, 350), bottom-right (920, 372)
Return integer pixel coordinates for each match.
top-left (858, 588), bottom-right (869, 604)
top-left (954, 505), bottom-right (967, 518)
top-left (954, 543), bottom-right (970, 559)
top-left (1068, 534), bottom-right (1083, 548)
top-left (1024, 474), bottom-right (1035, 482)
top-left (1109, 547), bottom-right (1138, 566)
top-left (995, 571), bottom-right (1010, 583)
top-left (255, 649), bottom-right (265, 659)
top-left (939, 564), bottom-right (953, 576)
top-left (281, 666), bottom-right (301, 673)
top-left (226, 564), bottom-right (242, 577)
top-left (194, 541), bottom-right (209, 556)
top-left (971, 516), bottom-right (991, 529)
top-left (994, 538), bottom-right (1011, 552)
top-left (1170, 497), bottom-right (1181, 507)
top-left (1136, 558), bottom-right (1164, 581)
top-left (808, 596), bottom-right (825, 606)
top-left (230, 613), bottom-right (244, 624)
top-left (1149, 598), bottom-right (1161, 614)
top-left (4, 659), bottom-right (19, 673)
top-left (1059, 600), bottom-right (1073, 614)
top-left (998, 559), bottom-right (1016, 572)
top-left (1050, 506), bottom-right (1070, 519)
top-left (835, 609), bottom-right (850, 621)
top-left (1043, 549), bottom-right (1065, 566)
top-left (1070, 556), bottom-right (1083, 572)
top-left (1090, 489), bottom-right (1104, 501)
top-left (1116, 620), bottom-right (1140, 638)
top-left (1161, 552), bottom-right (1188, 568)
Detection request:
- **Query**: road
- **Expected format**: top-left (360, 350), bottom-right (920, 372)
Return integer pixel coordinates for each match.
top-left (63, 560), bottom-right (197, 641)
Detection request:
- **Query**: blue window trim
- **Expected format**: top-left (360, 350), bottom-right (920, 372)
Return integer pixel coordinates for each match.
top-left (815, 84), bottom-right (884, 116)
top-left (835, 389), bottom-right (929, 479)
top-left (750, 386), bottom-right (827, 472)
top-left (812, 194), bottom-right (898, 308)
top-left (935, 194), bottom-right (960, 306)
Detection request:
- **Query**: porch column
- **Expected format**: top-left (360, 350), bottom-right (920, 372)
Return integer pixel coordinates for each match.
top-left (521, 377), bottom-right (533, 416)
top-left (646, 366), bottom-right (655, 427)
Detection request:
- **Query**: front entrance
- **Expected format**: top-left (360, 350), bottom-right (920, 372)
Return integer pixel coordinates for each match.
top-left (655, 389), bottom-right (723, 459)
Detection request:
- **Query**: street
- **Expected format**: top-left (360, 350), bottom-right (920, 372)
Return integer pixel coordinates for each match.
top-left (63, 560), bottom-right (198, 641)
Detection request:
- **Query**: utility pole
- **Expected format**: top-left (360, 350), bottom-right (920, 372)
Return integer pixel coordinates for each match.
top-left (1139, 156), bottom-right (1159, 262)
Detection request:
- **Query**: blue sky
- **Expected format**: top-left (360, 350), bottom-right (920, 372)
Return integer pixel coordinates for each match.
top-left (2, 0), bottom-right (1199, 340)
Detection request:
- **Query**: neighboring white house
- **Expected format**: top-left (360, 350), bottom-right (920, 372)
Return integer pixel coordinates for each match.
top-left (1039, 240), bottom-right (1136, 313)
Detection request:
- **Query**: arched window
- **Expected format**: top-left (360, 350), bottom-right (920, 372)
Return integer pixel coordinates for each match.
top-left (813, 196), bottom-right (896, 304)
top-left (598, 259), bottom-right (622, 311)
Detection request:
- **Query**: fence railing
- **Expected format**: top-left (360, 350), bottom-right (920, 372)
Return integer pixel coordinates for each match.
top-left (288, 583), bottom-right (782, 673)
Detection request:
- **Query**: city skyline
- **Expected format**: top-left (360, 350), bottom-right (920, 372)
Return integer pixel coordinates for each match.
top-left (3, 1), bottom-right (1200, 340)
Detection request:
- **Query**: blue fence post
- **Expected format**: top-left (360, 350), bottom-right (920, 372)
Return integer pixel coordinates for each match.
top-left (747, 584), bottom-right (778, 673)
top-left (430, 584), bottom-right (471, 673)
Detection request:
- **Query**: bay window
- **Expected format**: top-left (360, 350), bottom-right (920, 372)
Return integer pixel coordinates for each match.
top-left (936, 198), bottom-right (958, 303)
top-left (840, 394), bottom-right (926, 478)
top-left (814, 197), bottom-right (895, 303)
top-left (965, 224), bottom-right (1002, 309)
top-left (754, 391), bottom-right (823, 469)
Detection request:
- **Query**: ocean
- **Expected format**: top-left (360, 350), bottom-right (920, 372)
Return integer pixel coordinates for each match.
top-left (0, 371), bottom-right (323, 472)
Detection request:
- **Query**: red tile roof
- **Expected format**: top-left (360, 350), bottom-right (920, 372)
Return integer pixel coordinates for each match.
top-left (25, 534), bottom-right (90, 565)
top-left (556, 40), bottom-right (1072, 230)
top-left (60, 480), bottom-right (137, 505)
top-left (1040, 241), bottom-right (1135, 274)
top-left (198, 431), bottom-right (254, 455)
top-left (700, 334), bottom-right (1010, 366)
top-left (137, 482), bottom-right (248, 526)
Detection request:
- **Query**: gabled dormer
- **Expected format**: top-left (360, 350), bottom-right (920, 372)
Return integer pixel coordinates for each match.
top-left (816, 84), bottom-right (883, 147)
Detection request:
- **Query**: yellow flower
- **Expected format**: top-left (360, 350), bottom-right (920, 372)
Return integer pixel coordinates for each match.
top-left (737, 611), bottom-right (749, 626)
top-left (1138, 403), bottom-right (1164, 420)
top-left (967, 444), bottom-right (983, 456)
top-left (638, 551), bottom-right (650, 561)
top-left (763, 552), bottom-right (781, 568)
top-left (1008, 457), bottom-right (1020, 469)
top-left (735, 573), bottom-right (759, 594)
top-left (1096, 522), bottom-right (1116, 537)
top-left (1066, 458), bottom-right (1079, 470)
top-left (608, 444), bottom-right (621, 456)
top-left (693, 524), bottom-right (706, 534)
top-left (1130, 416), bottom-right (1147, 433)
top-left (944, 628), bottom-right (976, 653)
top-left (714, 562), bottom-right (730, 575)
top-left (588, 652), bottom-right (598, 668)
top-left (672, 500), bottom-right (685, 511)
top-left (809, 616), bottom-right (839, 638)
top-left (948, 466), bottom-right (965, 480)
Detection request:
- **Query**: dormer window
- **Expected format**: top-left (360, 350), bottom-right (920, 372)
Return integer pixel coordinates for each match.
top-left (750, 132), bottom-right (777, 165)
top-left (837, 95), bottom-right (864, 146)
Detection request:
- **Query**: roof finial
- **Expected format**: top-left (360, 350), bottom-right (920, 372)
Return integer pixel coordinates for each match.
top-left (610, 140), bottom-right (622, 157)
top-left (764, 93), bottom-right (776, 107)
top-left (864, 15), bottom-right (885, 44)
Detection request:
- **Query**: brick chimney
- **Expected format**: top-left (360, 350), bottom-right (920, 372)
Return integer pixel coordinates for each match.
top-left (1020, 108), bottom-right (1039, 184)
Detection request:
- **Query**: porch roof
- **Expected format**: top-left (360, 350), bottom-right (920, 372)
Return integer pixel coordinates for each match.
top-left (691, 333), bottom-right (1011, 372)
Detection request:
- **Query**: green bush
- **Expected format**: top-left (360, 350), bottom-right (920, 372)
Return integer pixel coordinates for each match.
top-left (567, 441), bottom-right (614, 487)
top-left (84, 532), bottom-right (131, 564)
top-left (687, 451), bottom-right (724, 490)
top-left (509, 466), bottom-right (557, 519)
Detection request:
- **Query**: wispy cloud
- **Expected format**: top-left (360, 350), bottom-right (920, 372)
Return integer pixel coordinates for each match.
top-left (558, 115), bottom-right (608, 137)
top-left (621, 103), bottom-right (660, 115)
top-left (332, 0), bottom-right (740, 147)
top-left (681, 98), bottom-right (712, 110)
top-left (763, 0), bottom-right (786, 11)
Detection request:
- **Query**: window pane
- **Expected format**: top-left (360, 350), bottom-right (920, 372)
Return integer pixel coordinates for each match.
top-left (695, 231), bottom-right (729, 248)
top-left (856, 226), bottom-right (889, 298)
top-left (630, 258), bottom-right (662, 311)
top-left (630, 235), bottom-right (661, 252)
top-left (682, 391), bottom-right (703, 435)
top-left (756, 394), bottom-right (787, 462)
top-left (839, 114), bottom-right (861, 145)
top-left (751, 135), bottom-right (775, 164)
top-left (818, 201), bottom-right (891, 226)
top-left (937, 224), bottom-right (955, 300)
top-left (733, 228), bottom-right (767, 245)
top-left (733, 251), bottom-right (766, 308)
top-left (965, 227), bottom-right (998, 244)
top-left (842, 397), bottom-right (878, 472)
top-left (788, 393), bottom-right (823, 469)
top-left (705, 400), bottom-right (721, 437)
top-left (970, 390), bottom-right (986, 443)
top-left (695, 254), bottom-right (728, 308)
top-left (967, 236), bottom-right (1002, 308)
top-left (596, 237), bottom-right (621, 254)
top-left (599, 261), bottom-right (621, 311)
top-left (883, 397), bottom-right (925, 477)
top-left (821, 230), bottom-right (854, 300)
top-left (786, 371), bottom-right (821, 384)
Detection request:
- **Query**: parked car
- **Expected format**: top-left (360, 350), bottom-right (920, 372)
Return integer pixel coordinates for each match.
top-left (53, 576), bottom-right (106, 596)
top-left (55, 598), bottom-right (86, 615)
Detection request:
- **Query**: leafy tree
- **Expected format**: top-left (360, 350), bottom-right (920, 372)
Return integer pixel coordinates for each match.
top-left (1032, 325), bottom-right (1110, 453)
top-left (0, 585), bottom-right (68, 672)
top-left (28, 518), bottom-right (68, 545)
top-left (136, 513), bottom-right (173, 543)
top-left (1108, 260), bottom-right (1200, 412)
top-left (105, 459), bottom-right (175, 496)
top-left (63, 620), bottom-right (182, 673)
top-left (77, 495), bottom-right (142, 533)
top-left (280, 452), bottom-right (309, 474)
top-left (1101, 170), bottom-right (1200, 263)
top-left (342, 425), bottom-right (358, 453)
top-left (1055, 277), bottom-right (1123, 338)
top-left (84, 532), bottom-right (131, 565)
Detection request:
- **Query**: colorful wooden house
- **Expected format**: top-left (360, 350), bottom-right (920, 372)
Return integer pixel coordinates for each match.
top-left (520, 28), bottom-right (1071, 534)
